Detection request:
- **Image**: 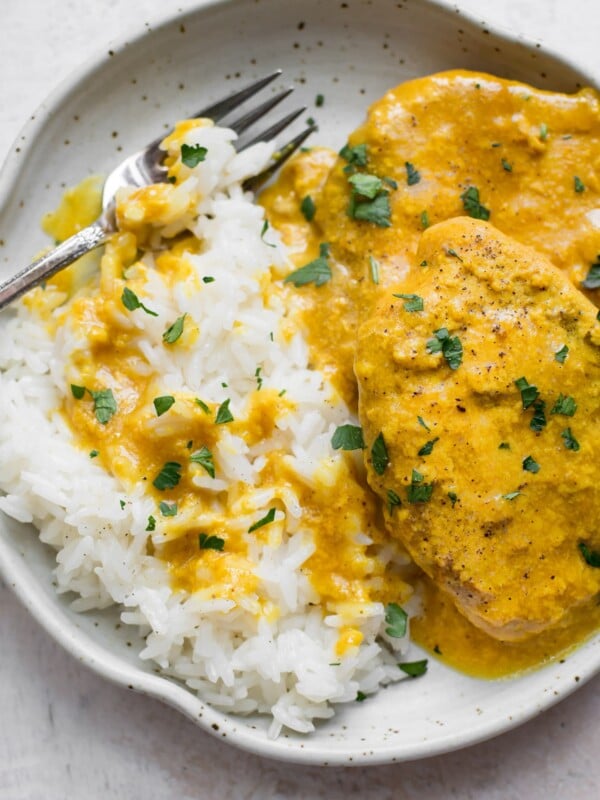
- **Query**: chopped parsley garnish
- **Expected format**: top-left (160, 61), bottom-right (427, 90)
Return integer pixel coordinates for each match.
top-left (574, 176), bottom-right (585, 193)
top-left (398, 659), bottom-right (428, 678)
top-left (195, 398), bottom-right (210, 414)
top-left (121, 287), bottom-right (158, 316)
top-left (260, 219), bottom-right (276, 247)
top-left (420, 210), bottom-right (430, 229)
top-left (582, 257), bottom-right (600, 289)
top-left (551, 394), bottom-right (577, 417)
top-left (215, 398), bottom-right (234, 424)
top-left (349, 191), bottom-right (392, 227)
top-left (405, 161), bottom-right (421, 185)
top-left (255, 366), bottom-right (263, 391)
top-left (71, 384), bottom-right (86, 399)
top-left (501, 159), bottom-right (512, 172)
top-left (339, 142), bottom-right (368, 170)
top-left (146, 515), bottom-right (156, 531)
top-left (159, 501), bottom-right (178, 517)
top-left (460, 186), bottom-right (490, 220)
top-left (561, 427), bottom-right (580, 451)
top-left (284, 243), bottom-right (332, 287)
top-left (426, 328), bottom-right (463, 370)
top-left (198, 533), bottom-right (225, 551)
top-left (190, 446), bottom-right (215, 478)
top-left (248, 507), bottom-right (277, 533)
top-left (446, 248), bottom-right (463, 261)
top-left (418, 437), bottom-right (439, 457)
top-left (348, 172), bottom-right (383, 198)
top-left (181, 143), bottom-right (208, 168)
top-left (300, 195), bottom-right (316, 221)
top-left (315, 93), bottom-right (324, 107)
top-left (383, 176), bottom-right (398, 189)
top-left (90, 388), bottom-right (118, 425)
top-left (119, 499), bottom-right (126, 510)
top-left (385, 603), bottom-right (408, 638)
top-left (530, 399), bottom-right (547, 432)
top-left (371, 432), bottom-right (389, 475)
top-left (514, 377), bottom-right (539, 409)
top-left (162, 314), bottom-right (186, 344)
top-left (89, 450), bottom-right (99, 459)
top-left (387, 489), bottom-right (402, 514)
top-left (356, 691), bottom-right (367, 702)
top-left (393, 293), bottom-right (424, 312)
top-left (554, 345), bottom-right (569, 364)
top-left (499, 442), bottom-right (510, 450)
top-left (153, 461), bottom-right (182, 491)
top-left (522, 455), bottom-right (540, 474)
top-left (502, 491), bottom-right (521, 501)
top-left (202, 276), bottom-right (215, 284)
top-left (448, 491), bottom-right (458, 507)
top-left (369, 255), bottom-right (380, 284)
top-left (407, 469), bottom-right (434, 503)
top-left (539, 123), bottom-right (548, 141)
top-left (153, 395), bottom-right (175, 416)
top-left (331, 424), bottom-right (365, 451)
top-left (417, 416), bottom-right (430, 432)
top-left (578, 541), bottom-right (600, 568)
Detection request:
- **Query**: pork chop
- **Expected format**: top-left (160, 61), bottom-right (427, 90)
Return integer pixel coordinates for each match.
top-left (355, 217), bottom-right (600, 641)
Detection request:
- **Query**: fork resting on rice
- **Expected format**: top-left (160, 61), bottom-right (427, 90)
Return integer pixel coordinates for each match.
top-left (0, 71), bottom-right (314, 311)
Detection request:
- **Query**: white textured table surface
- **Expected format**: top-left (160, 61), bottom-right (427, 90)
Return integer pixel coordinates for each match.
top-left (1, 1), bottom-right (599, 798)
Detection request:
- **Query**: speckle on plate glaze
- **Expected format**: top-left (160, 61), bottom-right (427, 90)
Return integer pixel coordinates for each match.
top-left (0, 0), bottom-right (598, 768)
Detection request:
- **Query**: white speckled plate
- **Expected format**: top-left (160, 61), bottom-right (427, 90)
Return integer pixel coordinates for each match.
top-left (0, 0), bottom-right (598, 766)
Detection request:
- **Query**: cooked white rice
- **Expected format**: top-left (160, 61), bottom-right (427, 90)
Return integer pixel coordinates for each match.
top-left (0, 122), bottom-right (413, 735)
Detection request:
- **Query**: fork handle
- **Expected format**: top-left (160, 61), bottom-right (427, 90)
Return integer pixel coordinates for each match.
top-left (0, 219), bottom-right (111, 311)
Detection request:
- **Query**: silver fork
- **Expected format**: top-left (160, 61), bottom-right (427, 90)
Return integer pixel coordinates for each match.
top-left (0, 71), bottom-right (315, 310)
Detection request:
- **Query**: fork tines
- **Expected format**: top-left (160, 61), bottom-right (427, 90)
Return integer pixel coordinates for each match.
top-left (196, 70), bottom-right (283, 121)
top-left (194, 71), bottom-right (316, 187)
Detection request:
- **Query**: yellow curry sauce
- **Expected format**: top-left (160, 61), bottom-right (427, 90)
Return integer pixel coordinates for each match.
top-left (262, 70), bottom-right (600, 410)
top-left (33, 71), bottom-right (600, 679)
top-left (412, 576), bottom-right (600, 679)
top-left (261, 70), bottom-right (600, 676)
top-left (31, 121), bottom-right (411, 657)
top-left (356, 217), bottom-right (600, 641)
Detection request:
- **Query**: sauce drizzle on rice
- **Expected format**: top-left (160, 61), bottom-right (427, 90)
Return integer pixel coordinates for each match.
top-left (2, 119), bottom-right (412, 736)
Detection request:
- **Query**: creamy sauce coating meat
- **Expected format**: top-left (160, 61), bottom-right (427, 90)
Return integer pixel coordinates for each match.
top-left (33, 71), bottom-right (600, 681)
top-left (356, 216), bottom-right (600, 642)
top-left (263, 70), bottom-right (600, 410)
top-left (262, 70), bottom-right (600, 674)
